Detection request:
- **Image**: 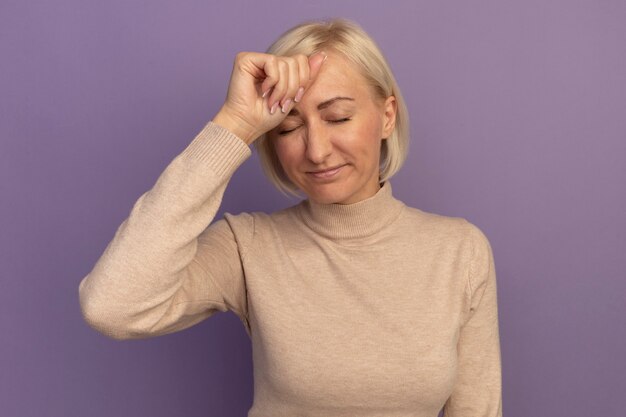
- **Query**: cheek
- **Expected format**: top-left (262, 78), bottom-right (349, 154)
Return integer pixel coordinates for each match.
top-left (273, 139), bottom-right (302, 170)
top-left (345, 118), bottom-right (384, 156)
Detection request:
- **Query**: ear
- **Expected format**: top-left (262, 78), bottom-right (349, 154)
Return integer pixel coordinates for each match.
top-left (381, 95), bottom-right (397, 140)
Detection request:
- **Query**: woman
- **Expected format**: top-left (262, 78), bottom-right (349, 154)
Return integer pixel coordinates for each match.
top-left (79, 18), bottom-right (502, 416)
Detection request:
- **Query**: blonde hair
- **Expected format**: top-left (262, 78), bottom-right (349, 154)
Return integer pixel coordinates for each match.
top-left (254, 18), bottom-right (410, 197)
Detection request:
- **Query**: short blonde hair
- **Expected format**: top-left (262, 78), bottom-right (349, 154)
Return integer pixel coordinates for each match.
top-left (254, 18), bottom-right (410, 197)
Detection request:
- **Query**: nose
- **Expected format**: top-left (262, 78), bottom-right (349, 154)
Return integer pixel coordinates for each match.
top-left (304, 124), bottom-right (333, 164)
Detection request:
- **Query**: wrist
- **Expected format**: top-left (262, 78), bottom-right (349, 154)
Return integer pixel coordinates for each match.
top-left (212, 108), bottom-right (259, 145)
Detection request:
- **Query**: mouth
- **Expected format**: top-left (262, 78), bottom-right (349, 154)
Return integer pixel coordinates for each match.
top-left (307, 164), bottom-right (346, 179)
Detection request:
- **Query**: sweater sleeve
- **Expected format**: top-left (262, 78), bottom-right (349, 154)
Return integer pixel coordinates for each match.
top-left (78, 121), bottom-right (253, 340)
top-left (444, 222), bottom-right (503, 416)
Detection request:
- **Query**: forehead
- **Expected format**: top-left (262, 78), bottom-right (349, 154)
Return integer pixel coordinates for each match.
top-left (302, 52), bottom-right (374, 105)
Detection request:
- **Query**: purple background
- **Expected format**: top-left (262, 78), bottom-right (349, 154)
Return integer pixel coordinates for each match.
top-left (1, 1), bottom-right (624, 416)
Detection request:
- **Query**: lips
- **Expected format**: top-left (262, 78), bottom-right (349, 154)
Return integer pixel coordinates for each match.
top-left (307, 164), bottom-right (346, 179)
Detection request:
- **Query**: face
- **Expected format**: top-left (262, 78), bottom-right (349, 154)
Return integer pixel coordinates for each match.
top-left (268, 52), bottom-right (397, 205)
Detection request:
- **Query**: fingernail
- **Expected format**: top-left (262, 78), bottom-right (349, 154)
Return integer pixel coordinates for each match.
top-left (270, 101), bottom-right (279, 114)
top-left (281, 99), bottom-right (292, 113)
top-left (294, 87), bottom-right (304, 102)
top-left (262, 88), bottom-right (271, 98)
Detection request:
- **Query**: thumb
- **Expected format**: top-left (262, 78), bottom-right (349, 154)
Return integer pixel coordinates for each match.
top-left (307, 51), bottom-right (327, 82)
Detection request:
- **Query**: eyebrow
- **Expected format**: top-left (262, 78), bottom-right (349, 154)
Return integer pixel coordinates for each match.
top-left (288, 96), bottom-right (355, 116)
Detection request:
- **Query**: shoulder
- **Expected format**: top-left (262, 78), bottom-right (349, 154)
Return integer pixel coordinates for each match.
top-left (399, 205), bottom-right (474, 239)
top-left (220, 203), bottom-right (301, 235)
top-left (398, 205), bottom-right (494, 258)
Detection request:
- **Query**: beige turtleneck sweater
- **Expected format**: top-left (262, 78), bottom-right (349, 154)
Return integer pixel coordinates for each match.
top-left (78, 121), bottom-right (503, 416)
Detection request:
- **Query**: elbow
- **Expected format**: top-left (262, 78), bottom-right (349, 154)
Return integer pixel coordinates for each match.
top-left (80, 300), bottom-right (134, 341)
top-left (78, 279), bottom-right (137, 341)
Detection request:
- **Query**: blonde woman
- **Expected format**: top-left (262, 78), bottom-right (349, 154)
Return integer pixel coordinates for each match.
top-left (79, 18), bottom-right (502, 416)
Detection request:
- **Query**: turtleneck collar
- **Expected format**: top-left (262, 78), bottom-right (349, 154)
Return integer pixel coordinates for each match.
top-left (296, 181), bottom-right (405, 240)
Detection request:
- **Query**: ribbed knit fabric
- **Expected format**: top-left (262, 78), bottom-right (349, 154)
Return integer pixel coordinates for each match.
top-left (79, 121), bottom-right (503, 416)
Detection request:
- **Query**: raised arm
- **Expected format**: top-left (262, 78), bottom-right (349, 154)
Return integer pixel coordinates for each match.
top-left (444, 222), bottom-right (503, 416)
top-left (78, 51), bottom-right (326, 340)
top-left (78, 122), bottom-right (251, 339)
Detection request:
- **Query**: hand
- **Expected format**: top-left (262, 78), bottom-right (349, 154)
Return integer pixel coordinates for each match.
top-left (213, 51), bottom-right (326, 145)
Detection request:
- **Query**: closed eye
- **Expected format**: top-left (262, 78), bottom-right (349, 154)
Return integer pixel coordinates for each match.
top-left (278, 126), bottom-right (299, 135)
top-left (329, 117), bottom-right (351, 124)
top-left (278, 118), bottom-right (351, 136)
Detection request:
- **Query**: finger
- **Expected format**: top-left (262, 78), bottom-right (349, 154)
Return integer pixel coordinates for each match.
top-left (261, 86), bottom-right (273, 99)
top-left (268, 59), bottom-right (289, 113)
top-left (308, 51), bottom-right (327, 82)
top-left (294, 54), bottom-right (309, 102)
top-left (257, 55), bottom-right (280, 97)
top-left (280, 58), bottom-right (301, 112)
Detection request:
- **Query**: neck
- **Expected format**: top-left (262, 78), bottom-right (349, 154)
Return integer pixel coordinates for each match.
top-left (296, 181), bottom-right (405, 240)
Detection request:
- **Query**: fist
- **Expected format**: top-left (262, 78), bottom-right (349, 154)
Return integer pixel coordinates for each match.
top-left (213, 51), bottom-right (326, 144)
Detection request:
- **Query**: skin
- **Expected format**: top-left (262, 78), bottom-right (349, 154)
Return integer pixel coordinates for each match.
top-left (213, 49), bottom-right (397, 205)
top-left (268, 52), bottom-right (397, 205)
top-left (213, 51), bottom-right (326, 144)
